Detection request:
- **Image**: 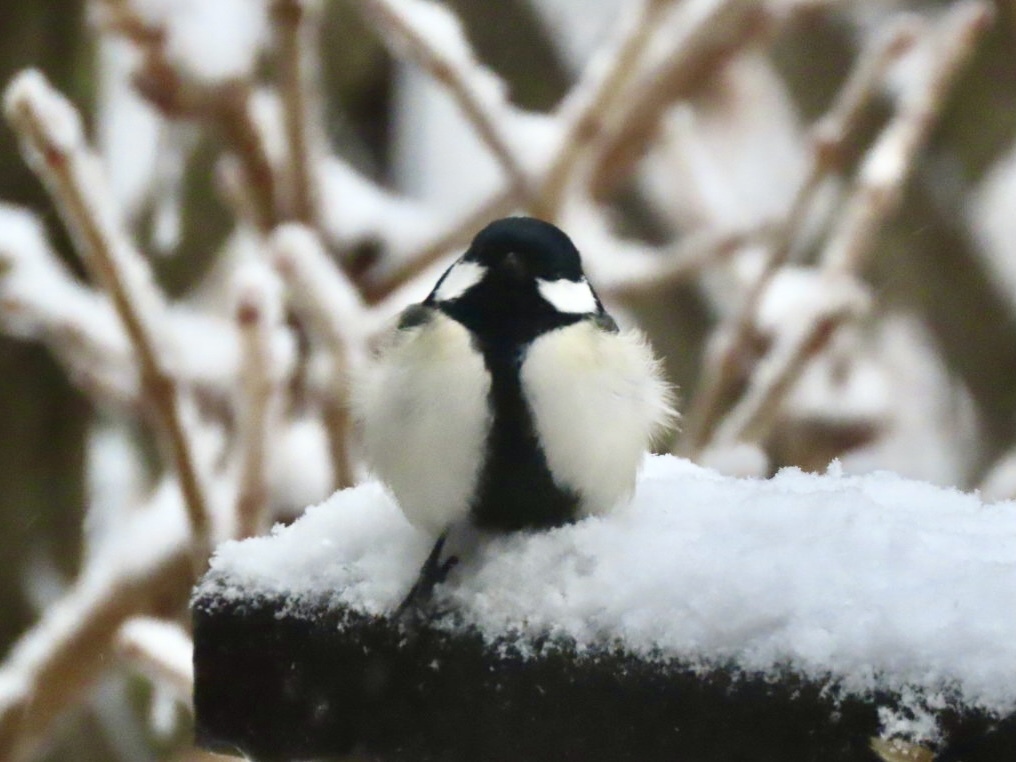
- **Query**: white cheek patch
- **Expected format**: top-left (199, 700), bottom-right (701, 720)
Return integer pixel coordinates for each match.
top-left (434, 260), bottom-right (487, 302)
top-left (537, 277), bottom-right (598, 314)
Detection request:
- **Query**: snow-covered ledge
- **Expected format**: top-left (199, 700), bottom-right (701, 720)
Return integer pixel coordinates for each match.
top-left (192, 456), bottom-right (1016, 761)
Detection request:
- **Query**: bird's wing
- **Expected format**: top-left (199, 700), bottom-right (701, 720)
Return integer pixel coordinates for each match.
top-left (520, 321), bottom-right (675, 516)
top-left (352, 307), bottom-right (491, 534)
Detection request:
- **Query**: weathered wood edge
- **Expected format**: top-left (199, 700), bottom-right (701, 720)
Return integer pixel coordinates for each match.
top-left (192, 575), bottom-right (1015, 762)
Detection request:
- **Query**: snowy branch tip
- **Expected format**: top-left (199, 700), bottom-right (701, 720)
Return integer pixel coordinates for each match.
top-left (3, 69), bottom-right (85, 158)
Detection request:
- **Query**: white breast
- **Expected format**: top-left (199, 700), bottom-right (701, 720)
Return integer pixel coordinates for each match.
top-left (520, 322), bottom-right (675, 517)
top-left (352, 312), bottom-right (491, 535)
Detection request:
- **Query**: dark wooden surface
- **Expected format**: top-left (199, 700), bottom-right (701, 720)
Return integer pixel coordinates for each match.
top-left (192, 576), bottom-right (1015, 762)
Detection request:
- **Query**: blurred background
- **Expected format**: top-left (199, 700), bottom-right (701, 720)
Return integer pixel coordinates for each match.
top-left (2, 0), bottom-right (1016, 759)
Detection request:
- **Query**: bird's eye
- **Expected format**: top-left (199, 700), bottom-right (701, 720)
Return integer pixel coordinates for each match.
top-left (536, 278), bottom-right (598, 314)
top-left (501, 251), bottom-right (526, 280)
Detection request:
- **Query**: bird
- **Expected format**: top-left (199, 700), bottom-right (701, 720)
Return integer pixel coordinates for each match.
top-left (352, 216), bottom-right (675, 613)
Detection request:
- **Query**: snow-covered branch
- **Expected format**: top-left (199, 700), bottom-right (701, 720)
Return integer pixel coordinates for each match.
top-left (95, 0), bottom-right (282, 232)
top-left (353, 0), bottom-right (530, 196)
top-left (823, 0), bottom-right (992, 275)
top-left (589, 0), bottom-right (769, 197)
top-left (0, 484), bottom-right (192, 762)
top-left (232, 265), bottom-right (288, 538)
top-left (705, 2), bottom-right (989, 453)
top-left (534, 0), bottom-right (679, 220)
top-left (271, 0), bottom-right (324, 227)
top-left (681, 13), bottom-right (922, 455)
top-left (4, 70), bottom-right (213, 565)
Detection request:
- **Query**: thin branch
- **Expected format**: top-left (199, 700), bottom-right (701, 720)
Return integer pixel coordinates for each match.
top-left (0, 211), bottom-right (138, 404)
top-left (272, 0), bottom-right (323, 226)
top-left (600, 223), bottom-right (773, 300)
top-left (589, 0), bottom-right (769, 198)
top-left (357, 185), bottom-right (517, 304)
top-left (171, 750), bottom-right (246, 762)
top-left (680, 14), bottom-right (923, 456)
top-left (215, 153), bottom-right (264, 232)
top-left (353, 0), bottom-right (530, 196)
top-left (822, 0), bottom-right (992, 275)
top-left (0, 290), bottom-right (139, 404)
top-left (534, 0), bottom-right (679, 220)
top-left (4, 70), bottom-right (213, 567)
top-left (233, 268), bottom-right (286, 538)
top-left (210, 82), bottom-right (281, 233)
top-left (95, 2), bottom-right (281, 233)
top-left (704, 1), bottom-right (991, 450)
top-left (710, 278), bottom-right (869, 444)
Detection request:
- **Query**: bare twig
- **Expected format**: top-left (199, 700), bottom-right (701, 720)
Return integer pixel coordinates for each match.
top-left (4, 70), bottom-right (214, 567)
top-left (600, 223), bottom-right (772, 300)
top-left (534, 0), bottom-right (679, 220)
top-left (272, 0), bottom-right (323, 226)
top-left (215, 153), bottom-right (265, 232)
top-left (822, 1), bottom-right (992, 275)
top-left (210, 83), bottom-right (281, 233)
top-left (233, 268), bottom-right (286, 538)
top-left (358, 185), bottom-right (517, 303)
top-left (589, 0), bottom-right (769, 197)
top-left (711, 277), bottom-right (869, 444)
top-left (172, 750), bottom-right (244, 762)
top-left (353, 0), bottom-right (530, 197)
top-left (680, 15), bottom-right (923, 456)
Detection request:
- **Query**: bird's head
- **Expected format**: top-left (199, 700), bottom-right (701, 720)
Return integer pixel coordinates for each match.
top-left (427, 217), bottom-right (602, 346)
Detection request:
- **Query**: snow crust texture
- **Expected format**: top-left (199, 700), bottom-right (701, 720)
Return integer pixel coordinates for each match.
top-left (203, 455), bottom-right (1016, 715)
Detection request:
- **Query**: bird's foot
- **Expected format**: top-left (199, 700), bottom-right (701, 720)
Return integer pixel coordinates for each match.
top-left (395, 533), bottom-right (459, 622)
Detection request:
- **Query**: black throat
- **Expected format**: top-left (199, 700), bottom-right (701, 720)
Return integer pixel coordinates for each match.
top-left (432, 276), bottom-right (583, 531)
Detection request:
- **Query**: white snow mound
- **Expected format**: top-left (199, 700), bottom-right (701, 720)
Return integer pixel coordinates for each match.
top-left (203, 455), bottom-right (1016, 714)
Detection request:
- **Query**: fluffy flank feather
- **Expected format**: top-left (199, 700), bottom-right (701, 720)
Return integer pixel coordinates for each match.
top-left (521, 322), bottom-right (677, 517)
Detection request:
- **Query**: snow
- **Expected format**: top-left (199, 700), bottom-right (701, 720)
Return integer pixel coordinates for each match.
top-left (384, 0), bottom-right (556, 210)
top-left (203, 454), bottom-right (1016, 724)
top-left (969, 138), bottom-right (1016, 309)
top-left (84, 419), bottom-right (148, 565)
top-left (132, 0), bottom-right (269, 84)
top-left (649, 51), bottom-right (807, 230)
top-left (0, 204), bottom-right (138, 397)
top-left (528, 0), bottom-right (621, 70)
top-left (981, 449), bottom-right (1016, 502)
top-left (839, 316), bottom-right (978, 488)
top-left (271, 223), bottom-right (366, 347)
top-left (95, 38), bottom-right (164, 223)
top-left (118, 617), bottom-right (194, 696)
top-left (317, 157), bottom-right (442, 268)
top-left (267, 417), bottom-right (336, 514)
top-left (4, 69), bottom-right (83, 154)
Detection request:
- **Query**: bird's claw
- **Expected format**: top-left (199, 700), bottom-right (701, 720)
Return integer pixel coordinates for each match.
top-left (395, 533), bottom-right (458, 621)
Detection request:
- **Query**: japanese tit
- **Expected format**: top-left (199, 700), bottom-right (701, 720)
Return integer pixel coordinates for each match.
top-left (353, 217), bottom-right (675, 608)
